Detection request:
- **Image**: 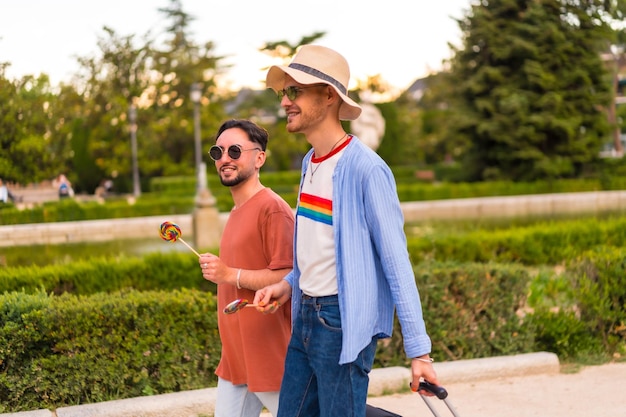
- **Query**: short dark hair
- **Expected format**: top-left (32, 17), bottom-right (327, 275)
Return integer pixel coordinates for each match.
top-left (215, 119), bottom-right (268, 151)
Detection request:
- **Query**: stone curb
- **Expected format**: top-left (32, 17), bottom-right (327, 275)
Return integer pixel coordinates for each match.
top-left (367, 351), bottom-right (560, 396)
top-left (2, 352), bottom-right (559, 417)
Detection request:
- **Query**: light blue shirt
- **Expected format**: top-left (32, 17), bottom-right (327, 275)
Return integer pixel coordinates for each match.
top-left (285, 137), bottom-right (432, 364)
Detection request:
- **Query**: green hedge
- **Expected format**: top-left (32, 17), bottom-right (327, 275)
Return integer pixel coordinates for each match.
top-left (407, 215), bottom-right (626, 265)
top-left (1, 254), bottom-right (624, 413)
top-left (0, 253), bottom-right (216, 295)
top-left (528, 246), bottom-right (626, 361)
top-left (149, 173), bottom-right (299, 210)
top-left (0, 197), bottom-right (196, 226)
top-left (568, 246), bottom-right (626, 355)
top-left (376, 262), bottom-right (535, 367)
top-left (2, 209), bottom-right (626, 412)
top-left (2, 262), bottom-right (536, 413)
top-left (0, 288), bottom-right (220, 413)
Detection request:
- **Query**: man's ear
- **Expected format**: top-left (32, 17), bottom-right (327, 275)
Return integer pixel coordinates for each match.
top-left (255, 150), bottom-right (267, 169)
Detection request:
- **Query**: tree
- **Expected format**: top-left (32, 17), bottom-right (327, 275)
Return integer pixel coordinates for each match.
top-left (140, 0), bottom-right (227, 179)
top-left (63, 26), bottom-right (153, 193)
top-left (260, 32), bottom-right (326, 62)
top-left (448, 0), bottom-right (617, 181)
top-left (605, 4), bottom-right (626, 154)
top-left (0, 68), bottom-right (63, 184)
top-left (59, 0), bottom-right (227, 191)
top-left (394, 72), bottom-right (467, 167)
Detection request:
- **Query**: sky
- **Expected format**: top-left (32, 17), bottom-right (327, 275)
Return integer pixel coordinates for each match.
top-left (0, 0), bottom-right (472, 93)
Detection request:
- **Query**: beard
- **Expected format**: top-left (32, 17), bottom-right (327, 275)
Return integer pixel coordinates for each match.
top-left (220, 175), bottom-right (243, 187)
top-left (219, 166), bottom-right (254, 187)
top-left (286, 99), bottom-right (326, 133)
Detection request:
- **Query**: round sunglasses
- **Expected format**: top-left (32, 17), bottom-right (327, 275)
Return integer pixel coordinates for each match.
top-left (209, 144), bottom-right (261, 161)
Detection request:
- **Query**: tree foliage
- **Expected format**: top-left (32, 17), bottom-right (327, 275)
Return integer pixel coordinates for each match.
top-left (0, 69), bottom-right (62, 184)
top-left (447, 0), bottom-right (618, 181)
top-left (3, 1), bottom-right (626, 189)
top-left (2, 0), bottom-right (228, 192)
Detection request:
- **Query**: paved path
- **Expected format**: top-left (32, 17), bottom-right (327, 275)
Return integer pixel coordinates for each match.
top-left (366, 361), bottom-right (626, 417)
top-left (5, 353), bottom-right (624, 416)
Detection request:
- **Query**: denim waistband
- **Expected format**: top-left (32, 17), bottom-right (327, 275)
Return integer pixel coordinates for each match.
top-left (301, 293), bottom-right (338, 304)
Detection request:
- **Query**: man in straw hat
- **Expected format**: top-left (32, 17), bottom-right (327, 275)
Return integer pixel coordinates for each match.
top-left (254, 45), bottom-right (439, 416)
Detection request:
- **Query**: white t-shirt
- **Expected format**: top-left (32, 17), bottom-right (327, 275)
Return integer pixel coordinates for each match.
top-left (296, 137), bottom-right (352, 296)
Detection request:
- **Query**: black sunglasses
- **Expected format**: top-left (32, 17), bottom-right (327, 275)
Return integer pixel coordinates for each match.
top-left (209, 144), bottom-right (261, 161)
top-left (277, 84), bottom-right (327, 101)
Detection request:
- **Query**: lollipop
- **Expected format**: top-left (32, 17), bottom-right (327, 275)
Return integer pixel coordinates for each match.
top-left (223, 298), bottom-right (280, 314)
top-left (223, 298), bottom-right (257, 314)
top-left (159, 221), bottom-right (201, 257)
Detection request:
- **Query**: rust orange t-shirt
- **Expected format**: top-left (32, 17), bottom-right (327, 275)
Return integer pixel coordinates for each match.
top-left (216, 188), bottom-right (294, 392)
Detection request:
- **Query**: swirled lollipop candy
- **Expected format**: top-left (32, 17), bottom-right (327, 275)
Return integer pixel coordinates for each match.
top-left (159, 221), bottom-right (200, 257)
top-left (160, 222), bottom-right (181, 241)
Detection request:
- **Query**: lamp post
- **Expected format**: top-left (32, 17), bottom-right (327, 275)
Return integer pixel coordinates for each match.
top-left (190, 83), bottom-right (203, 190)
top-left (189, 83), bottom-right (219, 250)
top-left (128, 104), bottom-right (141, 197)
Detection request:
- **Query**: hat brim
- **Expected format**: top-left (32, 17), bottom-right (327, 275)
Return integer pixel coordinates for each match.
top-left (267, 65), bottom-right (362, 121)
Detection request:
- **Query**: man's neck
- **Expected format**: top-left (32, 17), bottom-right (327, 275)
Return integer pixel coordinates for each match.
top-left (230, 178), bottom-right (265, 209)
top-left (308, 126), bottom-right (348, 157)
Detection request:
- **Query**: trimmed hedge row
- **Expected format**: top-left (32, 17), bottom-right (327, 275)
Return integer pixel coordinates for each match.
top-left (2, 211), bottom-right (625, 412)
top-left (2, 214), bottom-right (625, 301)
top-left (1, 262), bottom-right (533, 413)
top-left (376, 262), bottom-right (535, 367)
top-left (407, 215), bottom-right (626, 265)
top-left (0, 197), bottom-right (196, 226)
top-left (150, 172), bottom-right (302, 195)
top-left (396, 177), bottom-right (626, 201)
top-left (566, 246), bottom-right (626, 356)
top-left (0, 288), bottom-right (220, 413)
top-left (527, 246), bottom-right (626, 361)
top-left (2, 252), bottom-right (624, 413)
top-left (0, 253), bottom-right (216, 295)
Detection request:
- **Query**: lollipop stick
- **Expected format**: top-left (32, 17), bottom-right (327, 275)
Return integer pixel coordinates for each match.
top-left (178, 237), bottom-right (201, 257)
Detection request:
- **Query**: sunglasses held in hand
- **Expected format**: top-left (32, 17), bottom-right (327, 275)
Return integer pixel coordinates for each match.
top-left (209, 144), bottom-right (261, 161)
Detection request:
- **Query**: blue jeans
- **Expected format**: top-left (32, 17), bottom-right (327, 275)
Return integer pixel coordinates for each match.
top-left (277, 294), bottom-right (378, 417)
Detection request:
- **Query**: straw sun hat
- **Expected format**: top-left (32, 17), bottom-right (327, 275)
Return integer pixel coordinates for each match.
top-left (266, 45), bottom-right (362, 121)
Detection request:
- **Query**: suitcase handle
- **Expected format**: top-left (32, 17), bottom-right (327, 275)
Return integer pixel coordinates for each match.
top-left (410, 381), bottom-right (449, 400)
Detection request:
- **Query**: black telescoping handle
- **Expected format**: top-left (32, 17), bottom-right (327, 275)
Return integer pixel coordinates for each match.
top-left (411, 381), bottom-right (448, 399)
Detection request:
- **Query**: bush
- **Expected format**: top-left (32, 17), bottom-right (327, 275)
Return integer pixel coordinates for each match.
top-left (0, 253), bottom-right (216, 295)
top-left (0, 289), bottom-right (220, 413)
top-left (0, 197), bottom-right (196, 225)
top-left (525, 308), bottom-right (602, 361)
top-left (407, 215), bottom-right (626, 265)
top-left (568, 246), bottom-right (626, 356)
top-left (375, 262), bottom-right (535, 367)
top-left (524, 246), bottom-right (626, 362)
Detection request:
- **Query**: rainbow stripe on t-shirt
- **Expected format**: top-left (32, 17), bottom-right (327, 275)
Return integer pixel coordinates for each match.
top-left (297, 193), bottom-right (332, 225)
